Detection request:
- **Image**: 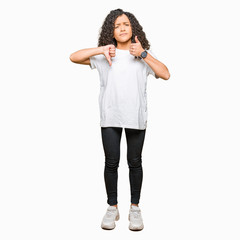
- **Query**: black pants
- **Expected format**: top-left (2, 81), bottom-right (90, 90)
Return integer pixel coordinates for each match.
top-left (101, 127), bottom-right (146, 205)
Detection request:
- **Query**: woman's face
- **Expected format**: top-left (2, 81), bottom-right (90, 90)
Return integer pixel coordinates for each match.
top-left (113, 14), bottom-right (132, 44)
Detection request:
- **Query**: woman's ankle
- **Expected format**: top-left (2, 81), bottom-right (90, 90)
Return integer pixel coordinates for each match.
top-left (131, 203), bottom-right (139, 207)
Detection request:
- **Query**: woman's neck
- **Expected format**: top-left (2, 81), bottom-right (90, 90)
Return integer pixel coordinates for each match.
top-left (116, 41), bottom-right (131, 50)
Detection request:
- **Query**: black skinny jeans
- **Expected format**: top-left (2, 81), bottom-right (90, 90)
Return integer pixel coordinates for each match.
top-left (101, 127), bottom-right (146, 205)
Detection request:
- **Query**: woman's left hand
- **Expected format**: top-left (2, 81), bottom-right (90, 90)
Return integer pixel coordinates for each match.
top-left (129, 36), bottom-right (144, 57)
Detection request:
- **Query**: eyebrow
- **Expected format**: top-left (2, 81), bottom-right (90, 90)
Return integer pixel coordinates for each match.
top-left (115, 22), bottom-right (130, 25)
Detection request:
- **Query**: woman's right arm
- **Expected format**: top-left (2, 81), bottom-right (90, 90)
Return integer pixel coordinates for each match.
top-left (69, 47), bottom-right (104, 65)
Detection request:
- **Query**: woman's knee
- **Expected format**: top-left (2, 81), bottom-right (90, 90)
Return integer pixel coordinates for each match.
top-left (105, 156), bottom-right (120, 171)
top-left (127, 155), bottom-right (142, 168)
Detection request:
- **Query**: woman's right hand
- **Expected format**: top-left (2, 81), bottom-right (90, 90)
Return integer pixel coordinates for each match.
top-left (102, 44), bottom-right (116, 66)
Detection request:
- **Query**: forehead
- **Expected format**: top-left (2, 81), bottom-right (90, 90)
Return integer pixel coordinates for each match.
top-left (114, 14), bottom-right (130, 24)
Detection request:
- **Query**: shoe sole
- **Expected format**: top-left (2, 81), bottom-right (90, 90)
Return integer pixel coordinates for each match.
top-left (128, 214), bottom-right (144, 231)
top-left (101, 213), bottom-right (120, 230)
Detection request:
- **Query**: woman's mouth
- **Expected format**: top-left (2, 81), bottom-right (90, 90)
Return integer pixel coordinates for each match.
top-left (120, 33), bottom-right (127, 36)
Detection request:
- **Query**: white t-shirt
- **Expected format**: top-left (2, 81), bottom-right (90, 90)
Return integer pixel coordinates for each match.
top-left (89, 48), bottom-right (158, 130)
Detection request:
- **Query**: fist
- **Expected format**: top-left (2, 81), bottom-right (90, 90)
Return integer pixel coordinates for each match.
top-left (102, 44), bottom-right (116, 66)
top-left (129, 36), bottom-right (144, 57)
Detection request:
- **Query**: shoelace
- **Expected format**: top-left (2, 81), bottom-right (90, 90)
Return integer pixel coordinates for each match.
top-left (130, 209), bottom-right (141, 219)
top-left (106, 209), bottom-right (116, 218)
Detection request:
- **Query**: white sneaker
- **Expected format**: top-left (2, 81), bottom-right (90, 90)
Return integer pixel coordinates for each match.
top-left (101, 206), bottom-right (120, 230)
top-left (128, 205), bottom-right (144, 231)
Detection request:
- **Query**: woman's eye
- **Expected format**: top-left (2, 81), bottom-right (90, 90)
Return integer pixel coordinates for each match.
top-left (115, 24), bottom-right (129, 28)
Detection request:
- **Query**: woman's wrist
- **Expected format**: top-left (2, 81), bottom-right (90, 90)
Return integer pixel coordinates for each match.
top-left (98, 46), bottom-right (104, 55)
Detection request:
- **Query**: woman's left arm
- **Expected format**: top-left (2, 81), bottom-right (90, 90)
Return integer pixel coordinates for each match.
top-left (130, 36), bottom-right (170, 80)
top-left (143, 51), bottom-right (170, 80)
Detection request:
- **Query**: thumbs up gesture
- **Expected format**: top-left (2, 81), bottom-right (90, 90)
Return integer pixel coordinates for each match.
top-left (129, 36), bottom-right (144, 57)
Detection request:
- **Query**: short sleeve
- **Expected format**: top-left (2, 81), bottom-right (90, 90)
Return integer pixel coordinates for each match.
top-left (145, 49), bottom-right (159, 78)
top-left (89, 54), bottom-right (106, 73)
top-left (89, 55), bottom-right (97, 70)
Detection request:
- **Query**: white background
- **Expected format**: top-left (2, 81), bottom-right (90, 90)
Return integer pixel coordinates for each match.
top-left (1, 0), bottom-right (239, 239)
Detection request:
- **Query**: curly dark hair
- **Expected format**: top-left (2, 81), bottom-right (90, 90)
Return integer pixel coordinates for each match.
top-left (97, 8), bottom-right (151, 50)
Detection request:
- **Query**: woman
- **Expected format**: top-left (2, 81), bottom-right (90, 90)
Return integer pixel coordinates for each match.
top-left (70, 8), bottom-right (170, 231)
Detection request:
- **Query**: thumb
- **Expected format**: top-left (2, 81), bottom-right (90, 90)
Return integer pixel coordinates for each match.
top-left (135, 35), bottom-right (140, 43)
top-left (106, 55), bottom-right (112, 66)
